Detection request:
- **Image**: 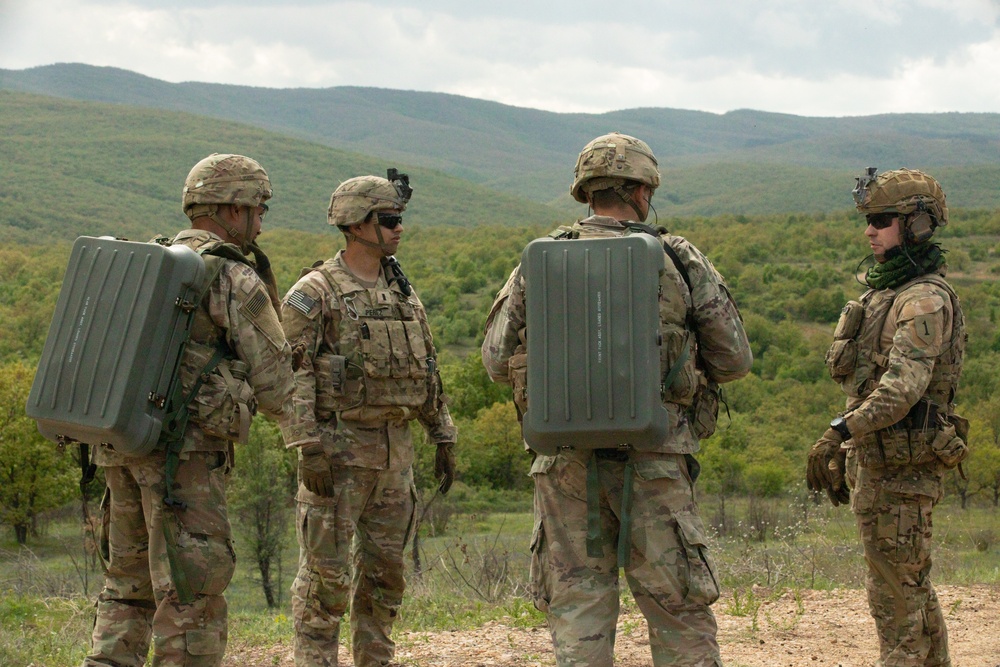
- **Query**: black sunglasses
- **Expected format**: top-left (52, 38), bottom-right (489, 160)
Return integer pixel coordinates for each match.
top-left (865, 212), bottom-right (897, 230)
top-left (376, 212), bottom-right (403, 229)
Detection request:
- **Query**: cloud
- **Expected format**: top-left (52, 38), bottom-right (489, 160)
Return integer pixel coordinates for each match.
top-left (1, 0), bottom-right (999, 115)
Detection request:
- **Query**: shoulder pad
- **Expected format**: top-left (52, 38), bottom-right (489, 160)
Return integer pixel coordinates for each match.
top-left (621, 221), bottom-right (660, 237)
top-left (294, 259), bottom-right (325, 281)
top-left (202, 241), bottom-right (253, 267)
top-left (547, 226), bottom-right (577, 239)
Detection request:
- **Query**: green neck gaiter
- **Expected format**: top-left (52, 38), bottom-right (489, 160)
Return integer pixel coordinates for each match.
top-left (865, 242), bottom-right (945, 290)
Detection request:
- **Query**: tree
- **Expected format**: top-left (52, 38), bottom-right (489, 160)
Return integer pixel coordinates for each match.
top-left (460, 401), bottom-right (532, 491)
top-left (971, 444), bottom-right (1000, 507)
top-left (439, 351), bottom-right (511, 420)
top-left (228, 417), bottom-right (295, 608)
top-left (0, 361), bottom-right (77, 544)
top-left (965, 401), bottom-right (1000, 507)
top-left (698, 415), bottom-right (750, 535)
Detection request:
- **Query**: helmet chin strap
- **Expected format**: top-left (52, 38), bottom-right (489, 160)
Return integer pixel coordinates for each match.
top-left (614, 184), bottom-right (646, 221)
top-left (209, 204), bottom-right (252, 252)
top-left (233, 205), bottom-right (254, 254)
top-left (344, 216), bottom-right (394, 256)
top-left (372, 223), bottom-right (394, 255)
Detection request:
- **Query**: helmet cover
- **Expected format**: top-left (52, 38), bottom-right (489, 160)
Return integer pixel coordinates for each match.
top-left (570, 132), bottom-right (661, 203)
top-left (182, 154), bottom-right (272, 218)
top-left (853, 167), bottom-right (948, 229)
top-left (327, 175), bottom-right (408, 227)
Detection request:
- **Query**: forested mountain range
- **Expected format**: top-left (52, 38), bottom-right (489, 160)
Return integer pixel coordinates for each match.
top-left (4, 63), bottom-right (1000, 215)
top-left (1, 65), bottom-right (999, 505)
top-left (0, 90), bottom-right (563, 243)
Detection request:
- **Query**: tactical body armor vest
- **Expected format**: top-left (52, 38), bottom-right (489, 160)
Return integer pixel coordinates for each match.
top-left (826, 273), bottom-right (967, 469)
top-left (311, 260), bottom-right (431, 423)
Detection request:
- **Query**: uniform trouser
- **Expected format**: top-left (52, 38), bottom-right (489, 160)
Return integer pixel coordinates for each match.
top-left (856, 488), bottom-right (950, 667)
top-left (83, 450), bottom-right (235, 667)
top-left (291, 465), bottom-right (416, 667)
top-left (530, 449), bottom-right (723, 667)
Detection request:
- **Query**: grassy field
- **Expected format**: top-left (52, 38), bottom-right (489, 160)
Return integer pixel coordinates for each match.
top-left (2, 491), bottom-right (998, 666)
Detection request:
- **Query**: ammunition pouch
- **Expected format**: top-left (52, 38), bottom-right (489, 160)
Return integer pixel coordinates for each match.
top-left (825, 339), bottom-right (857, 383)
top-left (825, 300), bottom-right (863, 383)
top-left (929, 421), bottom-right (968, 469)
top-left (855, 399), bottom-right (967, 470)
top-left (179, 341), bottom-right (256, 444)
top-left (660, 326), bottom-right (698, 406)
top-left (313, 318), bottom-right (432, 422)
top-left (688, 376), bottom-right (720, 440)
top-left (354, 319), bottom-right (429, 408)
top-left (855, 428), bottom-right (934, 469)
top-left (314, 353), bottom-right (361, 420)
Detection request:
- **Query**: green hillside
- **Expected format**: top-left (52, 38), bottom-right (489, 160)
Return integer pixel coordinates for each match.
top-left (0, 90), bottom-right (566, 244)
top-left (2, 209), bottom-right (998, 502)
top-left (3, 64), bottom-right (1000, 213)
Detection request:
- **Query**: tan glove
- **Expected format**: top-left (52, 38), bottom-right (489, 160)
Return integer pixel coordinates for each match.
top-left (299, 442), bottom-right (335, 497)
top-left (435, 442), bottom-right (456, 495)
top-left (291, 341), bottom-right (308, 372)
top-left (806, 428), bottom-right (850, 506)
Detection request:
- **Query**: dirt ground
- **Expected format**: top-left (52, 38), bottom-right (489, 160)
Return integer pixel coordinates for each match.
top-left (225, 584), bottom-right (1000, 667)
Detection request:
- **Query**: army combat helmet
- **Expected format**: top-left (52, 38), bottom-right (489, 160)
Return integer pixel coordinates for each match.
top-left (328, 169), bottom-right (412, 254)
top-left (570, 132), bottom-right (660, 221)
top-left (853, 167), bottom-right (948, 244)
top-left (182, 153), bottom-right (272, 251)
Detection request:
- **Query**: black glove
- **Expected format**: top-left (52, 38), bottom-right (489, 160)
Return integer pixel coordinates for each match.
top-left (806, 428), bottom-right (850, 506)
top-left (299, 442), bottom-right (335, 497)
top-left (435, 442), bottom-right (456, 495)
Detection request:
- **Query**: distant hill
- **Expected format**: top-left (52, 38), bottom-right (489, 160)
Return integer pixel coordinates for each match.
top-left (0, 90), bottom-right (565, 243)
top-left (3, 63), bottom-right (1000, 214)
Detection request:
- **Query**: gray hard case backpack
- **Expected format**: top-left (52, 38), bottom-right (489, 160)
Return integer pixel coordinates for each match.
top-left (27, 236), bottom-right (206, 456)
top-left (520, 234), bottom-right (670, 455)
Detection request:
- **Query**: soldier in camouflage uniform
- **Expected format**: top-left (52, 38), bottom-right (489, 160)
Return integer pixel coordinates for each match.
top-left (482, 133), bottom-right (752, 667)
top-left (84, 154), bottom-right (294, 667)
top-left (808, 169), bottom-right (967, 667)
top-left (280, 171), bottom-right (457, 667)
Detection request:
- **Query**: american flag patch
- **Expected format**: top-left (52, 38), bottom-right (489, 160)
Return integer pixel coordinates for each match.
top-left (244, 289), bottom-right (269, 318)
top-left (286, 289), bottom-right (317, 315)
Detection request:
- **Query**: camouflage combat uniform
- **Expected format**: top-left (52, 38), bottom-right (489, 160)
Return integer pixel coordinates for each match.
top-left (482, 216), bottom-right (752, 667)
top-left (84, 229), bottom-right (293, 667)
top-left (280, 250), bottom-right (455, 667)
top-left (827, 268), bottom-right (965, 667)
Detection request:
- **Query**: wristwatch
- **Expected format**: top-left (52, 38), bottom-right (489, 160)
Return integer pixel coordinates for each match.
top-left (830, 416), bottom-right (852, 440)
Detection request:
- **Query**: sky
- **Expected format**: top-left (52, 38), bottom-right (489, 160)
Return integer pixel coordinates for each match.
top-left (2, 0), bottom-right (1000, 117)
